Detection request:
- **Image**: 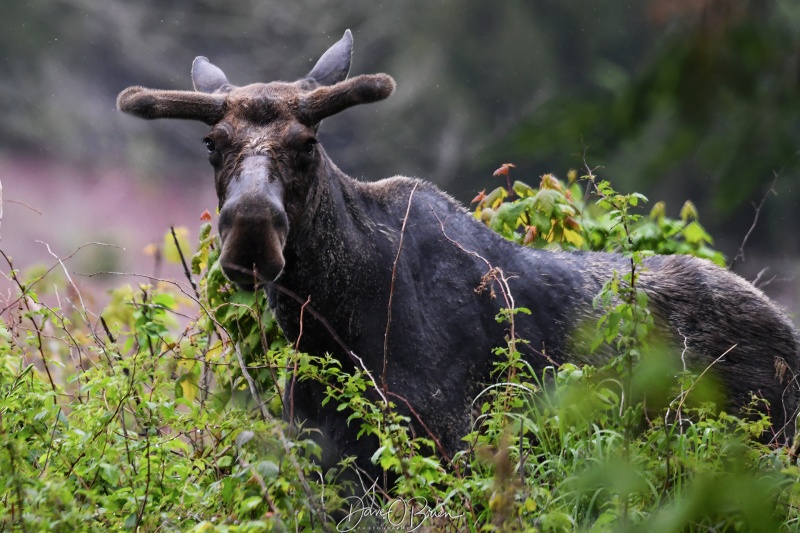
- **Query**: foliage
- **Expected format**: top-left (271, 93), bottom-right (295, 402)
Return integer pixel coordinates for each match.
top-left (0, 236), bottom-right (328, 531)
top-left (501, 0), bottom-right (800, 254)
top-left (473, 165), bottom-right (725, 266)
top-left (2, 168), bottom-right (799, 531)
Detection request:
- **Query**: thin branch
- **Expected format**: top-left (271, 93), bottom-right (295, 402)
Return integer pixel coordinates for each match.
top-left (0, 250), bottom-right (59, 403)
top-left (0, 241), bottom-right (121, 316)
top-left (4, 198), bottom-right (43, 215)
top-left (289, 296), bottom-right (311, 428)
top-left (383, 183), bottom-right (418, 397)
top-left (731, 172), bottom-right (780, 269)
top-left (234, 343), bottom-right (272, 421)
top-left (37, 240), bottom-right (93, 323)
top-left (37, 407), bottom-right (63, 477)
top-left (134, 429), bottom-right (152, 528)
top-left (170, 226), bottom-right (200, 300)
top-left (64, 348), bottom-right (141, 480)
top-left (237, 454), bottom-right (279, 515)
top-left (225, 263), bottom-right (450, 456)
top-left (672, 344), bottom-right (738, 416)
top-left (252, 287), bottom-right (283, 413)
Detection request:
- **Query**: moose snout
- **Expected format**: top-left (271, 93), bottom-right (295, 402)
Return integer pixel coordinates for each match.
top-left (218, 206), bottom-right (288, 289)
top-left (217, 157), bottom-right (288, 290)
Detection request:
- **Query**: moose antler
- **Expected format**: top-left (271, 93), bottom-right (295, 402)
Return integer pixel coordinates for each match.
top-left (300, 74), bottom-right (396, 125)
top-left (117, 29), bottom-right (395, 127)
top-left (116, 86), bottom-right (226, 125)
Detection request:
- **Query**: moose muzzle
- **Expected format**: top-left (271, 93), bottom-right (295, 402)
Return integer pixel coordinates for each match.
top-left (218, 156), bottom-right (288, 289)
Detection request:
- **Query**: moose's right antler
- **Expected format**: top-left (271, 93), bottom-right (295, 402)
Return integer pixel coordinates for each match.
top-left (116, 86), bottom-right (226, 125)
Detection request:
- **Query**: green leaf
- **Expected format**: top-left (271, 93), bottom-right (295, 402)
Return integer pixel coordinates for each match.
top-left (512, 180), bottom-right (536, 198)
top-left (370, 445), bottom-right (387, 464)
top-left (680, 200), bottom-right (698, 221)
top-left (531, 189), bottom-right (561, 217)
top-left (481, 186), bottom-right (508, 210)
top-left (256, 460), bottom-right (280, 479)
top-left (175, 373), bottom-right (199, 403)
top-left (683, 221), bottom-right (712, 245)
top-left (240, 495), bottom-right (262, 512)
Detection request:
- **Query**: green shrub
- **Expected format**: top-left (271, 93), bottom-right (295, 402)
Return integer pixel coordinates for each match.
top-left (1, 167), bottom-right (798, 531)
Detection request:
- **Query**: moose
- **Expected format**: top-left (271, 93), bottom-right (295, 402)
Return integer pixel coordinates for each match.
top-left (118, 30), bottom-right (800, 484)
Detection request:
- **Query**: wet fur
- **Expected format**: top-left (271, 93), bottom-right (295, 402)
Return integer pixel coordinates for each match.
top-left (270, 166), bottom-right (800, 481)
top-left (117, 30), bottom-right (800, 488)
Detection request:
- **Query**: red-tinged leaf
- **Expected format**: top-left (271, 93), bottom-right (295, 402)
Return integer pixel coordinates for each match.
top-left (492, 163), bottom-right (516, 177)
top-left (200, 209), bottom-right (212, 221)
top-left (471, 189), bottom-right (487, 204)
top-left (564, 216), bottom-right (580, 231)
top-left (523, 225), bottom-right (537, 246)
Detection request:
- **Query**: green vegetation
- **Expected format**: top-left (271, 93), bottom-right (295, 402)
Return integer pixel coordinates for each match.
top-left (2, 169), bottom-right (798, 531)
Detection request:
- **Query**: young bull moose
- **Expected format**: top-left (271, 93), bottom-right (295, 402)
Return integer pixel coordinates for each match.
top-left (118, 30), bottom-right (800, 483)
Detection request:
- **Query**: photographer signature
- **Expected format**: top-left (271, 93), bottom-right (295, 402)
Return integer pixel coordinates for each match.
top-left (336, 495), bottom-right (464, 532)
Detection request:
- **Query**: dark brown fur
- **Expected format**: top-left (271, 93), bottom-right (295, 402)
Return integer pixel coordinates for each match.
top-left (117, 30), bottom-right (800, 486)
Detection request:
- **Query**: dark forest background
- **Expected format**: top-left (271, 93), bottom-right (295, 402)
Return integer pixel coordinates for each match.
top-left (2, 0), bottom-right (800, 305)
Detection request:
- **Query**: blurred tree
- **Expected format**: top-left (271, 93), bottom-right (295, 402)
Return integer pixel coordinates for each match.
top-left (0, 0), bottom-right (651, 182)
top-left (1, 0), bottom-right (798, 256)
top-left (505, 0), bottom-right (800, 254)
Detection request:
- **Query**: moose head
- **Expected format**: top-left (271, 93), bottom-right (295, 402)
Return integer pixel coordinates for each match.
top-left (117, 30), bottom-right (395, 289)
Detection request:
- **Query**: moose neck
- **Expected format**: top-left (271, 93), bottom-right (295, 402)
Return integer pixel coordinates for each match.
top-left (268, 153), bottom-right (391, 361)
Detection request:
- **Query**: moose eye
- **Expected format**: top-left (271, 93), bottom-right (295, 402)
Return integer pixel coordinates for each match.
top-left (300, 140), bottom-right (316, 156)
top-left (203, 137), bottom-right (216, 153)
top-left (294, 139), bottom-right (317, 167)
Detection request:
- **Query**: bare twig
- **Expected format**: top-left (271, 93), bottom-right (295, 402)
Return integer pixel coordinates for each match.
top-left (64, 347), bottom-right (141, 482)
top-left (234, 343), bottom-right (271, 420)
top-left (78, 270), bottom-right (228, 343)
top-left (386, 391), bottom-right (452, 463)
top-left (237, 454), bottom-right (279, 515)
top-left (431, 208), bottom-right (543, 366)
top-left (0, 241), bottom-right (121, 316)
top-left (170, 226), bottom-right (200, 300)
top-left (0, 250), bottom-right (58, 403)
top-left (252, 288), bottom-right (283, 413)
top-left (134, 429), bottom-right (152, 529)
top-left (383, 183), bottom-right (418, 397)
top-left (731, 172), bottom-right (780, 269)
top-left (288, 296), bottom-right (311, 428)
top-left (225, 262), bottom-right (450, 461)
top-left (349, 351), bottom-right (389, 407)
top-left (37, 407), bottom-right (63, 477)
top-left (37, 240), bottom-right (93, 323)
top-left (671, 344), bottom-right (738, 417)
top-left (4, 198), bottom-right (42, 215)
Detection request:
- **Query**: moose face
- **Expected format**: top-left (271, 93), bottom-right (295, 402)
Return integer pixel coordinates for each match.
top-left (204, 83), bottom-right (320, 288)
top-left (117, 30), bottom-right (395, 290)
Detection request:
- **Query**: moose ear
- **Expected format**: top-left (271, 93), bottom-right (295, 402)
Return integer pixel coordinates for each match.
top-left (307, 29), bottom-right (353, 86)
top-left (192, 56), bottom-right (231, 94)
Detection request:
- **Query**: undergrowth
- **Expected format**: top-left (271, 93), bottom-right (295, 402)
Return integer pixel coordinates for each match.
top-left (1, 166), bottom-right (798, 532)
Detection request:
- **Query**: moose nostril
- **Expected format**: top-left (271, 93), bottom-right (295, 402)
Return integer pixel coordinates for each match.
top-left (220, 261), bottom-right (258, 286)
top-left (218, 212), bottom-right (287, 290)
